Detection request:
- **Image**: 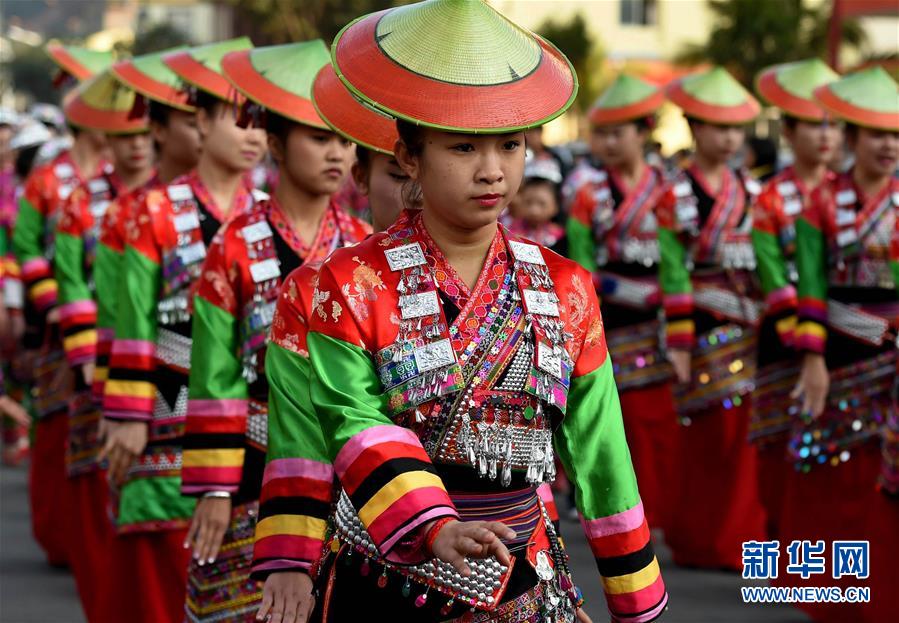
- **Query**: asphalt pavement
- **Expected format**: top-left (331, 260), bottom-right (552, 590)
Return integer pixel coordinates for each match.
top-left (0, 463), bottom-right (811, 623)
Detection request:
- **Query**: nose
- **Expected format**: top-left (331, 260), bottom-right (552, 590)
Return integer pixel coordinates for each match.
top-left (476, 149), bottom-right (504, 185)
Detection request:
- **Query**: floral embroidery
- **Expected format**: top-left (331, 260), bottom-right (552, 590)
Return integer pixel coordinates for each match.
top-left (567, 273), bottom-right (589, 330)
top-left (341, 257), bottom-right (386, 321)
top-left (331, 301), bottom-right (343, 322)
top-left (203, 259), bottom-right (237, 313)
top-left (312, 286), bottom-right (331, 322)
top-left (586, 316), bottom-right (604, 347)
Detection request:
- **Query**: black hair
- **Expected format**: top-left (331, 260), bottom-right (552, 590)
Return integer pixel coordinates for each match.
top-left (67, 123), bottom-right (82, 137)
top-left (396, 119), bottom-right (425, 157)
top-left (264, 111), bottom-right (297, 138)
top-left (15, 145), bottom-right (41, 179)
top-left (747, 136), bottom-right (778, 171)
top-left (844, 122), bottom-right (859, 142)
top-left (195, 90), bottom-right (224, 117)
top-left (521, 176), bottom-right (563, 222)
top-left (356, 145), bottom-right (372, 171)
top-left (148, 100), bottom-right (173, 126)
top-left (782, 114), bottom-right (800, 131)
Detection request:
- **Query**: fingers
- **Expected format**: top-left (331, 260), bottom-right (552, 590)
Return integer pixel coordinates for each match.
top-left (482, 521), bottom-right (516, 541)
top-left (256, 588), bottom-right (273, 621)
top-left (207, 521), bottom-right (227, 564)
top-left (270, 592), bottom-right (287, 623)
top-left (790, 378), bottom-right (804, 400)
top-left (184, 516), bottom-right (200, 550)
top-left (281, 595), bottom-right (299, 623)
top-left (480, 535), bottom-right (512, 568)
top-left (298, 594), bottom-right (314, 623)
top-left (193, 515), bottom-right (211, 564)
top-left (443, 547), bottom-right (472, 577)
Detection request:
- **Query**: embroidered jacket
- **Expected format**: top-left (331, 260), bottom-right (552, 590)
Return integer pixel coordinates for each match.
top-left (259, 211), bottom-right (667, 622)
top-left (751, 166), bottom-right (836, 347)
top-left (182, 197), bottom-right (369, 503)
top-left (656, 164), bottom-right (760, 349)
top-left (795, 172), bottom-right (899, 354)
top-left (13, 152), bottom-right (99, 316)
top-left (102, 171), bottom-right (253, 532)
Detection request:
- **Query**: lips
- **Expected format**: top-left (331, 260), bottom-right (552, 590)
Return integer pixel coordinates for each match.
top-left (473, 193), bottom-right (503, 207)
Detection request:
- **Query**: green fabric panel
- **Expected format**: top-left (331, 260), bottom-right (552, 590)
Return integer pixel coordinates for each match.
top-left (266, 343), bottom-right (330, 464)
top-left (114, 245), bottom-right (161, 342)
top-left (891, 259), bottom-right (899, 295)
top-left (188, 295), bottom-right (246, 400)
top-left (0, 226), bottom-right (7, 258)
top-left (795, 218), bottom-right (828, 304)
top-left (54, 230), bottom-right (90, 305)
top-left (751, 227), bottom-right (788, 295)
top-left (94, 243), bottom-right (122, 330)
top-left (117, 473), bottom-right (196, 527)
top-left (12, 197), bottom-right (44, 264)
top-left (306, 331), bottom-right (391, 461)
top-left (566, 218), bottom-right (598, 273)
top-left (554, 357), bottom-right (639, 520)
top-left (657, 227), bottom-right (692, 295)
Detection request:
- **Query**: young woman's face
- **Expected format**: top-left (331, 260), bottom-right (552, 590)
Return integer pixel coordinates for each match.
top-left (397, 129), bottom-right (525, 232)
top-left (353, 152), bottom-right (409, 230)
top-left (591, 122), bottom-right (645, 169)
top-left (106, 132), bottom-right (153, 177)
top-left (273, 123), bottom-right (353, 197)
top-left (851, 126), bottom-right (899, 179)
top-left (513, 180), bottom-right (559, 226)
top-left (197, 101), bottom-right (266, 173)
top-left (692, 121), bottom-right (745, 165)
top-left (152, 108), bottom-right (200, 172)
top-left (785, 119), bottom-right (842, 168)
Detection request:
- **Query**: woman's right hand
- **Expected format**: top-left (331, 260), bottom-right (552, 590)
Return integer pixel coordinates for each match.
top-left (257, 571), bottom-right (315, 623)
top-left (429, 519), bottom-right (516, 576)
top-left (791, 352), bottom-right (830, 418)
top-left (668, 348), bottom-right (692, 384)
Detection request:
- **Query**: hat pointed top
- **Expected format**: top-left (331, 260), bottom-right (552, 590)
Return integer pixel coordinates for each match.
top-left (112, 46), bottom-right (194, 111)
top-left (46, 43), bottom-right (114, 81)
top-left (756, 58), bottom-right (838, 121)
top-left (667, 66), bottom-right (760, 124)
top-left (814, 66), bottom-right (899, 131)
top-left (63, 69), bottom-right (149, 134)
top-left (164, 37), bottom-right (253, 101)
top-left (589, 73), bottom-right (664, 125)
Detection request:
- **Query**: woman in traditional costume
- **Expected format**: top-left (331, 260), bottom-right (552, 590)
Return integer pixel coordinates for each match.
top-left (776, 66), bottom-right (898, 623)
top-left (55, 68), bottom-right (154, 623)
top-left (750, 58), bottom-right (841, 538)
top-left (259, 2), bottom-right (667, 622)
top-left (178, 40), bottom-right (367, 622)
top-left (99, 38), bottom-right (265, 623)
top-left (567, 74), bottom-right (676, 533)
top-left (656, 66), bottom-right (767, 570)
top-left (12, 44), bottom-right (111, 568)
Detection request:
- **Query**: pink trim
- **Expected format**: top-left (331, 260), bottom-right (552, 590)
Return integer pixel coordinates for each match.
top-left (66, 345), bottom-right (96, 366)
top-left (580, 501), bottom-right (646, 539)
top-left (381, 505), bottom-right (458, 562)
top-left (262, 457), bottom-right (334, 485)
top-left (607, 574), bottom-right (667, 622)
top-left (186, 398), bottom-right (248, 417)
top-left (765, 285), bottom-right (797, 310)
top-left (21, 257), bottom-right (50, 279)
top-left (110, 338), bottom-right (156, 357)
top-left (662, 293), bottom-right (692, 307)
top-left (251, 558), bottom-right (313, 574)
top-left (33, 287), bottom-right (58, 312)
top-left (58, 299), bottom-right (97, 319)
top-left (536, 482), bottom-right (555, 504)
top-left (334, 424), bottom-right (421, 477)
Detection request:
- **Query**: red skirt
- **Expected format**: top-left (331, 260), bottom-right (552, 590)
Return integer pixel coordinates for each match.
top-left (108, 528), bottom-right (191, 623)
top-left (666, 401), bottom-right (767, 570)
top-left (774, 441), bottom-right (898, 622)
top-left (28, 414), bottom-right (71, 566)
top-left (619, 382), bottom-right (678, 533)
top-left (67, 469), bottom-right (116, 623)
top-left (756, 442), bottom-right (789, 539)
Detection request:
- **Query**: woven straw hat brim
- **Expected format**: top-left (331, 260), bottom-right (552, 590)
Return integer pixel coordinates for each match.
top-left (46, 44), bottom-right (112, 81)
top-left (756, 68), bottom-right (827, 121)
top-left (589, 89), bottom-right (665, 126)
top-left (64, 76), bottom-right (149, 135)
top-left (666, 80), bottom-right (760, 124)
top-left (221, 50), bottom-right (326, 128)
top-left (164, 51), bottom-right (236, 102)
top-left (111, 57), bottom-right (194, 112)
top-left (814, 83), bottom-right (899, 131)
top-left (332, 10), bottom-right (577, 133)
top-left (312, 64), bottom-right (397, 155)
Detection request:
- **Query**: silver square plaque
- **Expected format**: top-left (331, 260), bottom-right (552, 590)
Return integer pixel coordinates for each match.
top-left (242, 220), bottom-right (273, 244)
top-left (250, 258), bottom-right (281, 283)
top-left (508, 240), bottom-right (546, 265)
top-left (400, 290), bottom-right (440, 319)
top-left (385, 243), bottom-right (427, 271)
top-left (414, 338), bottom-right (456, 373)
top-left (523, 289), bottom-right (559, 317)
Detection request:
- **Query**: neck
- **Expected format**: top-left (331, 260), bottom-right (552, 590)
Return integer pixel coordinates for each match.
top-left (196, 153), bottom-right (243, 216)
top-left (791, 158), bottom-right (827, 190)
top-left (614, 157), bottom-right (645, 188)
top-left (69, 136), bottom-right (101, 179)
top-left (852, 165), bottom-right (890, 200)
top-left (692, 151), bottom-right (727, 191)
top-left (274, 171), bottom-right (331, 238)
top-left (157, 153), bottom-right (192, 185)
top-left (116, 163), bottom-right (154, 191)
top-left (421, 207), bottom-right (495, 289)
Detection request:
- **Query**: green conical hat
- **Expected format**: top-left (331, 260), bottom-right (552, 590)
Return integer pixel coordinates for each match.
top-left (331, 0), bottom-right (577, 133)
top-left (63, 69), bottom-right (149, 134)
top-left (111, 46), bottom-right (194, 111)
top-left (814, 66), bottom-right (899, 131)
top-left (222, 41), bottom-right (330, 128)
top-left (163, 37), bottom-right (253, 101)
top-left (589, 74), bottom-right (664, 125)
top-left (46, 43), bottom-right (113, 81)
top-left (667, 66), bottom-right (760, 124)
top-left (756, 58), bottom-right (838, 121)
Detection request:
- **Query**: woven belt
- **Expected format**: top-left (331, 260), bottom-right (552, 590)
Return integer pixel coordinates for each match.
top-left (607, 319), bottom-right (672, 391)
top-left (693, 286), bottom-right (761, 326)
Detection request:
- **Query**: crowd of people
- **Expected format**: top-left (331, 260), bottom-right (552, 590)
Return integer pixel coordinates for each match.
top-left (0, 1), bottom-right (896, 623)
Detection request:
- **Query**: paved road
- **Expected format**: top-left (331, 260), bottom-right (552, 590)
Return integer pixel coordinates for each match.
top-left (0, 463), bottom-right (810, 623)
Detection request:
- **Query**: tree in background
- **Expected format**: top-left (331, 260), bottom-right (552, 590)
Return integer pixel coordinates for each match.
top-left (677, 0), bottom-right (866, 88)
top-left (131, 22), bottom-right (192, 56)
top-left (536, 13), bottom-right (603, 112)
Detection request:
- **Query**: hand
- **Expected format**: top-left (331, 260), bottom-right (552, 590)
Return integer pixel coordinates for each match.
top-left (184, 496), bottom-right (232, 565)
top-left (47, 307), bottom-right (60, 324)
top-left (576, 608), bottom-right (593, 623)
top-left (0, 395), bottom-right (30, 427)
top-left (791, 352), bottom-right (830, 418)
top-left (257, 571), bottom-right (315, 623)
top-left (668, 348), bottom-right (692, 384)
top-left (428, 519), bottom-right (515, 577)
top-left (99, 420), bottom-right (148, 485)
top-left (80, 361), bottom-right (96, 386)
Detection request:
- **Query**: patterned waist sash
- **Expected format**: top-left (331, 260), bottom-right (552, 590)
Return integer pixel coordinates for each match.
top-left (606, 319), bottom-right (672, 391)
